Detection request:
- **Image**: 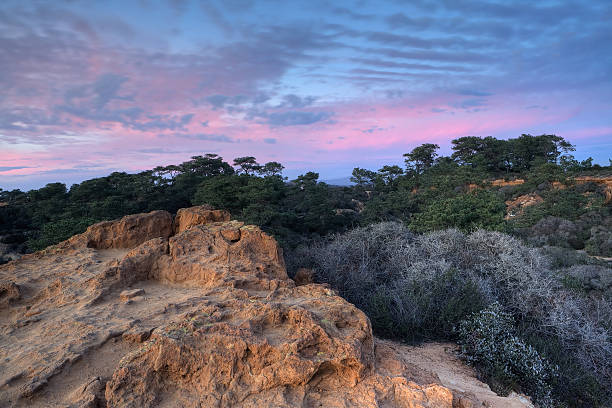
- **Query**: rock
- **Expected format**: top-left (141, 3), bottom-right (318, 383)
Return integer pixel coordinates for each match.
top-left (67, 377), bottom-right (105, 408)
top-left (575, 176), bottom-right (612, 203)
top-left (0, 281), bottom-right (20, 307)
top-left (490, 178), bottom-right (525, 187)
top-left (505, 193), bottom-right (544, 219)
top-left (75, 210), bottom-right (173, 249)
top-left (0, 207), bottom-right (533, 408)
top-left (119, 288), bottom-right (145, 302)
top-left (293, 267), bottom-right (314, 286)
top-left (174, 206), bottom-right (230, 233)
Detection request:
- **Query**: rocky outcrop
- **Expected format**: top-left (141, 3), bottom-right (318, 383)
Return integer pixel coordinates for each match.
top-left (73, 210), bottom-right (174, 249)
top-left (174, 206), bottom-right (230, 233)
top-left (505, 193), bottom-right (544, 219)
top-left (0, 207), bottom-right (531, 407)
top-left (575, 176), bottom-right (612, 203)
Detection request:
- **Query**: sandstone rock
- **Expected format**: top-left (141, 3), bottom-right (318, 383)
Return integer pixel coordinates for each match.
top-left (0, 207), bottom-right (533, 408)
top-left (75, 210), bottom-right (173, 249)
top-left (575, 176), bottom-right (612, 203)
top-left (490, 178), bottom-right (525, 187)
top-left (0, 281), bottom-right (20, 307)
top-left (174, 206), bottom-right (230, 233)
top-left (119, 288), bottom-right (145, 302)
top-left (505, 193), bottom-right (544, 219)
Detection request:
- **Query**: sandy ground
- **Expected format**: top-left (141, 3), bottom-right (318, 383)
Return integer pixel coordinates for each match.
top-left (379, 340), bottom-right (534, 408)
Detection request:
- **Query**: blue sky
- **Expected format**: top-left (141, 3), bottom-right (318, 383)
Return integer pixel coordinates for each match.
top-left (1, 0), bottom-right (611, 189)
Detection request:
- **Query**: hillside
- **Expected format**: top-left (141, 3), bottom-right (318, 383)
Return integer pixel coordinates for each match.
top-left (0, 206), bottom-right (532, 407)
top-left (2, 136), bottom-right (611, 267)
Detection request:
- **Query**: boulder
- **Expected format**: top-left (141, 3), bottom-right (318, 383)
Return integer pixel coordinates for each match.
top-left (174, 206), bottom-right (230, 233)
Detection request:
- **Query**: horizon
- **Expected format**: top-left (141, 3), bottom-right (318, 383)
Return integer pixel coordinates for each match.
top-left (1, 0), bottom-right (611, 190)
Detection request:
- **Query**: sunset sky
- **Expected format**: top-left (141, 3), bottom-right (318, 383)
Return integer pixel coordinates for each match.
top-left (1, 0), bottom-right (611, 189)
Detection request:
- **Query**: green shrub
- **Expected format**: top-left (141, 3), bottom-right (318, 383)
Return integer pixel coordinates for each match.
top-left (409, 190), bottom-right (507, 233)
top-left (458, 303), bottom-right (556, 407)
top-left (27, 217), bottom-right (97, 252)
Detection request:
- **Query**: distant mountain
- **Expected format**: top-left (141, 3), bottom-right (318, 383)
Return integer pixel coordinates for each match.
top-left (322, 176), bottom-right (353, 186)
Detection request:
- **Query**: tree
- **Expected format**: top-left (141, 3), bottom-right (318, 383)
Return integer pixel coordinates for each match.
top-left (404, 143), bottom-right (439, 173)
top-left (377, 165), bottom-right (404, 184)
top-left (452, 135), bottom-right (575, 173)
top-left (258, 161), bottom-right (285, 177)
top-left (508, 134), bottom-right (574, 172)
top-left (350, 167), bottom-right (377, 187)
top-left (451, 136), bottom-right (509, 172)
top-left (233, 156), bottom-right (261, 175)
top-left (182, 154), bottom-right (234, 177)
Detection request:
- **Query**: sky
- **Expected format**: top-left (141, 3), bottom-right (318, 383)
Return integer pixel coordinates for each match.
top-left (1, 0), bottom-right (611, 190)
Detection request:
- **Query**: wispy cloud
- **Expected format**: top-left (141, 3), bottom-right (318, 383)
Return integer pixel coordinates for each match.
top-left (0, 0), bottom-right (610, 189)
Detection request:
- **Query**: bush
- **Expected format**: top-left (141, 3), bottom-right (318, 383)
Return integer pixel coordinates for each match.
top-left (27, 217), bottom-right (97, 251)
top-left (300, 222), bottom-right (612, 407)
top-left (522, 216), bottom-right (584, 249)
top-left (409, 190), bottom-right (507, 233)
top-left (585, 227), bottom-right (612, 257)
top-left (458, 303), bottom-right (556, 407)
top-left (540, 246), bottom-right (598, 269)
top-left (305, 223), bottom-right (553, 339)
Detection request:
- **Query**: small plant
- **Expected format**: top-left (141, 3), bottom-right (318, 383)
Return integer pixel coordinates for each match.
top-left (458, 303), bottom-right (556, 407)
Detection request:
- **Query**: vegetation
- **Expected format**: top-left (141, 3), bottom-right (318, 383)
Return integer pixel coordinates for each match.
top-left (1, 133), bottom-right (611, 406)
top-left (303, 224), bottom-right (612, 407)
top-left (458, 303), bottom-right (556, 406)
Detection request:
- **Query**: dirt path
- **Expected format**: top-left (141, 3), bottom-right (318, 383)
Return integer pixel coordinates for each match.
top-left (378, 340), bottom-right (534, 408)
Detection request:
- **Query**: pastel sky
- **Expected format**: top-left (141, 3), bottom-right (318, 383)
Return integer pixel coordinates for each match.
top-left (1, 0), bottom-right (611, 189)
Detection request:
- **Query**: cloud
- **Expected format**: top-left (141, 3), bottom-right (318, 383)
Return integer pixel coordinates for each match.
top-left (1, 0), bottom-right (611, 189)
top-left (331, 7), bottom-right (374, 21)
top-left (170, 133), bottom-right (235, 143)
top-left (263, 138), bottom-right (276, 144)
top-left (137, 148), bottom-right (183, 154)
top-left (0, 166), bottom-right (30, 172)
top-left (265, 111), bottom-right (334, 127)
top-left (206, 94), bottom-right (246, 110)
top-left (450, 98), bottom-right (487, 109)
top-left (278, 94), bottom-right (316, 109)
top-left (57, 74), bottom-right (143, 125)
top-left (458, 89), bottom-right (493, 97)
top-left (131, 113), bottom-right (194, 131)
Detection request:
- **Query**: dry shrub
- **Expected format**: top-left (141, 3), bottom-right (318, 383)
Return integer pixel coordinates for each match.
top-left (301, 222), bottom-right (612, 407)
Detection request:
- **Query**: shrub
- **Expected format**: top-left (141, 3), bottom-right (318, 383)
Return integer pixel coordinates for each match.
top-left (585, 227), bottom-right (612, 257)
top-left (522, 216), bottom-right (584, 249)
top-left (300, 222), bottom-right (612, 407)
top-left (540, 245), bottom-right (598, 269)
top-left (409, 190), bottom-right (507, 233)
top-left (27, 217), bottom-right (97, 252)
top-left (458, 303), bottom-right (556, 407)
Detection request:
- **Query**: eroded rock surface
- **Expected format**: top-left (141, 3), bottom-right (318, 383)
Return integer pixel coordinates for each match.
top-left (0, 206), bottom-right (530, 407)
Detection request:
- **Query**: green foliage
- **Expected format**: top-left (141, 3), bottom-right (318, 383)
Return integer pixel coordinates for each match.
top-left (27, 217), bottom-right (97, 251)
top-left (233, 156), bottom-right (260, 175)
top-left (451, 134), bottom-right (575, 173)
top-left (514, 188), bottom-right (591, 228)
top-left (403, 143), bottom-right (439, 173)
top-left (410, 190), bottom-right (507, 233)
top-left (522, 330), bottom-right (611, 407)
top-left (350, 167), bottom-right (377, 187)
